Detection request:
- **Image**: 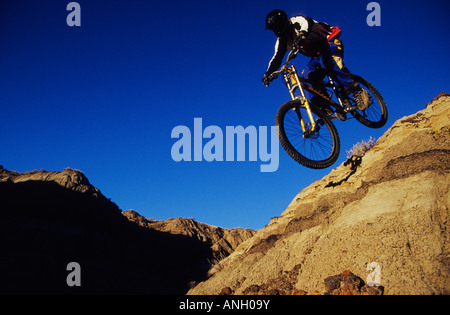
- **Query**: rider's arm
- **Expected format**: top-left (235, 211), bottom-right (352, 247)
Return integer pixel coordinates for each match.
top-left (266, 37), bottom-right (287, 75)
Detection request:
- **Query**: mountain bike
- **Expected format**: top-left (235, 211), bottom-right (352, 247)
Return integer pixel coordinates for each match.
top-left (269, 49), bottom-right (388, 169)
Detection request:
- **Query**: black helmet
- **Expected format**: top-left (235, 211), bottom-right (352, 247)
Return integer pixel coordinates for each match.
top-left (265, 10), bottom-right (290, 36)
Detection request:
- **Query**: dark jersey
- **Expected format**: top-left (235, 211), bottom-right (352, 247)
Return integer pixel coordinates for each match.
top-left (266, 15), bottom-right (337, 74)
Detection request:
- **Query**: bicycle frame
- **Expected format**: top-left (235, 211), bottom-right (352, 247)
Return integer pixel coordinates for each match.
top-left (272, 50), bottom-right (387, 169)
top-left (279, 62), bottom-right (346, 107)
top-left (272, 50), bottom-right (355, 134)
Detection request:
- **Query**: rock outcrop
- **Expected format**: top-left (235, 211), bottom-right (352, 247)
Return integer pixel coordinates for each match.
top-left (188, 93), bottom-right (450, 295)
top-left (0, 166), bottom-right (255, 294)
top-left (0, 168), bottom-right (214, 294)
top-left (0, 167), bottom-right (97, 193)
top-left (122, 210), bottom-right (255, 261)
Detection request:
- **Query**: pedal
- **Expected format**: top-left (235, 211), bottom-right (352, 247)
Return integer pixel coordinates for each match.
top-left (334, 110), bottom-right (347, 121)
top-left (345, 104), bottom-right (358, 112)
top-left (322, 107), bottom-right (334, 117)
top-left (342, 98), bottom-right (357, 112)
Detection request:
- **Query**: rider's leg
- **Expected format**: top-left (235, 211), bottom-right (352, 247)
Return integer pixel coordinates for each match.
top-left (305, 33), bottom-right (368, 111)
top-left (302, 59), bottom-right (334, 115)
top-left (302, 60), bottom-right (328, 97)
top-left (328, 39), bottom-right (363, 96)
top-left (327, 40), bottom-right (369, 109)
top-left (319, 41), bottom-right (354, 91)
top-left (328, 56), bottom-right (354, 90)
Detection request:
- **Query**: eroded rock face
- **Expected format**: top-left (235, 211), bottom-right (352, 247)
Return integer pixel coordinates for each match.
top-left (188, 94), bottom-right (450, 295)
top-left (0, 167), bottom-right (99, 194)
top-left (0, 168), bottom-right (213, 294)
top-left (122, 210), bottom-right (255, 261)
top-left (0, 167), bottom-right (255, 293)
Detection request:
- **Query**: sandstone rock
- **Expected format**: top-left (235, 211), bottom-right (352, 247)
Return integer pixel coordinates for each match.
top-left (0, 167), bottom-right (254, 294)
top-left (219, 287), bottom-right (233, 295)
top-left (323, 270), bottom-right (384, 295)
top-left (122, 210), bottom-right (255, 261)
top-left (188, 93), bottom-right (450, 295)
top-left (0, 167), bottom-right (99, 195)
top-left (0, 168), bottom-right (212, 294)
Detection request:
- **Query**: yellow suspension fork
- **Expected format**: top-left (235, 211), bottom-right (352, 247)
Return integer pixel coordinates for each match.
top-left (289, 65), bottom-right (316, 134)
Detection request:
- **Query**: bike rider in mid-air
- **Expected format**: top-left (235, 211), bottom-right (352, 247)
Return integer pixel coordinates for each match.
top-left (262, 9), bottom-right (369, 114)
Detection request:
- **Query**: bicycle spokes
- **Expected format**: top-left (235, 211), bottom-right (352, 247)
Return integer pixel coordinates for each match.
top-left (283, 106), bottom-right (336, 162)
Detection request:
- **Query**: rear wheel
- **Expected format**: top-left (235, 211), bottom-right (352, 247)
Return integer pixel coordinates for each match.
top-left (275, 100), bottom-right (340, 169)
top-left (348, 75), bottom-right (388, 128)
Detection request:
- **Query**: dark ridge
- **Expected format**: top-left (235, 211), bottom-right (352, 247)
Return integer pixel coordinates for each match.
top-left (0, 179), bottom-right (212, 294)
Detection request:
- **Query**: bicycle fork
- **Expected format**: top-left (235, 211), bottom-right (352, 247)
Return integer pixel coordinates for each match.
top-left (283, 66), bottom-right (317, 137)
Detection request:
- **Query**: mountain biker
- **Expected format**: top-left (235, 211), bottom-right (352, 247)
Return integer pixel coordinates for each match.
top-left (262, 10), bottom-right (366, 112)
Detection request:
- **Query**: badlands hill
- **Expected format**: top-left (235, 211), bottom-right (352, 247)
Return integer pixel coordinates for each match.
top-left (1, 93), bottom-right (448, 295)
top-left (189, 93), bottom-right (450, 295)
top-left (0, 167), bottom-right (253, 294)
top-left (122, 210), bottom-right (255, 261)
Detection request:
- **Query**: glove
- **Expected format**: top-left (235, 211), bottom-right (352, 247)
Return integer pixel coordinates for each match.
top-left (262, 72), bottom-right (273, 86)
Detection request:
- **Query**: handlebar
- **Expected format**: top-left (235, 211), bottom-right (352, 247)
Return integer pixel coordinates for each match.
top-left (285, 49), bottom-right (299, 65)
top-left (268, 48), bottom-right (299, 82)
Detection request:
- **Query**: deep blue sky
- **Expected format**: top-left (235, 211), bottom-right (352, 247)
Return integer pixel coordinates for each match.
top-left (1, 0), bottom-right (449, 230)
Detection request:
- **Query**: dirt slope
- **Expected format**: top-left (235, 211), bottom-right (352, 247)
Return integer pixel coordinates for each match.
top-left (188, 93), bottom-right (450, 295)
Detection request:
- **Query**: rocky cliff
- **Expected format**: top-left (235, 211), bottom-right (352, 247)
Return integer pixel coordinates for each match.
top-left (0, 167), bottom-right (99, 194)
top-left (0, 167), bottom-right (252, 294)
top-left (122, 210), bottom-right (255, 261)
top-left (188, 93), bottom-right (450, 295)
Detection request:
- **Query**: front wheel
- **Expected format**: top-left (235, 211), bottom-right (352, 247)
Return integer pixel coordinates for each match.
top-left (275, 100), bottom-right (340, 169)
top-left (348, 74), bottom-right (388, 128)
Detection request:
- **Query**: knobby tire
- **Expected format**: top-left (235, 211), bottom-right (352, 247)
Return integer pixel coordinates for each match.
top-left (275, 100), bottom-right (340, 169)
